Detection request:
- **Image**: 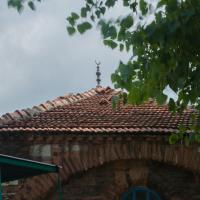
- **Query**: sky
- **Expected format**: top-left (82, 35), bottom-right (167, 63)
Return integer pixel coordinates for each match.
top-left (0, 0), bottom-right (130, 115)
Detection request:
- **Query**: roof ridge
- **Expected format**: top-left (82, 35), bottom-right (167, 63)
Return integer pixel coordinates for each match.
top-left (0, 87), bottom-right (111, 126)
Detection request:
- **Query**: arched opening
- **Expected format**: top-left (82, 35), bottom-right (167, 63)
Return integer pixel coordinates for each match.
top-left (48, 159), bottom-right (200, 200)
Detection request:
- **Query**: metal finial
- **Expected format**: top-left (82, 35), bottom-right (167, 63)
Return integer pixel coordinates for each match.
top-left (95, 60), bottom-right (101, 87)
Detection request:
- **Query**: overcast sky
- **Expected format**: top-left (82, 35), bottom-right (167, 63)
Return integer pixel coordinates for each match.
top-left (0, 0), bottom-right (130, 115)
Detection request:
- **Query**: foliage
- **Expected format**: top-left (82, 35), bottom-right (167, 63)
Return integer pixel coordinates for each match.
top-left (8, 0), bottom-right (200, 144)
top-left (66, 0), bottom-right (200, 110)
top-left (7, 0), bottom-right (41, 12)
top-left (65, 0), bottom-right (200, 145)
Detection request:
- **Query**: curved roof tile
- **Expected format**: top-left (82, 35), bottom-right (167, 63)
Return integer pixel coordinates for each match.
top-left (0, 87), bottom-right (197, 134)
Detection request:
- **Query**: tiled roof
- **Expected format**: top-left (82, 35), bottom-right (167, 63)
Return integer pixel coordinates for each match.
top-left (0, 87), bottom-right (196, 134)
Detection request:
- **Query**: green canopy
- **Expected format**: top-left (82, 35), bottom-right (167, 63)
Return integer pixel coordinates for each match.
top-left (0, 154), bottom-right (61, 199)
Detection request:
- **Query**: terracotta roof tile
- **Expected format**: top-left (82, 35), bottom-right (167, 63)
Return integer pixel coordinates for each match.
top-left (0, 87), bottom-right (198, 134)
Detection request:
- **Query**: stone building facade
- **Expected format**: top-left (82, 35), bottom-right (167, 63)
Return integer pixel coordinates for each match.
top-left (0, 87), bottom-right (200, 200)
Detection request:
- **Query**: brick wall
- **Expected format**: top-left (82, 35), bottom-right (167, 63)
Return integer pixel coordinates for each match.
top-left (149, 162), bottom-right (200, 200)
top-left (0, 134), bottom-right (200, 199)
top-left (48, 160), bottom-right (200, 200)
top-left (0, 134), bottom-right (30, 158)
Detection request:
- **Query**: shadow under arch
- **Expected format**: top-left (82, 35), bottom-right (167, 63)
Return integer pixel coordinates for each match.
top-left (121, 186), bottom-right (161, 200)
top-left (48, 158), bottom-right (200, 200)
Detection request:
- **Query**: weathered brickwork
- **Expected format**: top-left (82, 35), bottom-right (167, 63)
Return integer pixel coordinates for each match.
top-left (0, 134), bottom-right (30, 159)
top-left (0, 134), bottom-right (200, 199)
top-left (48, 160), bottom-right (200, 200)
top-left (148, 162), bottom-right (200, 200)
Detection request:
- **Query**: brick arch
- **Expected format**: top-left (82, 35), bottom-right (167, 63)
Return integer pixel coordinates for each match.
top-left (45, 158), bottom-right (200, 200)
top-left (14, 137), bottom-right (200, 200)
top-left (48, 159), bottom-right (150, 200)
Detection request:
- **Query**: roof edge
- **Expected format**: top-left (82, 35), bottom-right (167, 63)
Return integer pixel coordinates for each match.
top-left (0, 87), bottom-right (114, 126)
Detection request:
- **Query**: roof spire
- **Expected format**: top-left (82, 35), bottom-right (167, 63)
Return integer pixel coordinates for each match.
top-left (95, 60), bottom-right (101, 87)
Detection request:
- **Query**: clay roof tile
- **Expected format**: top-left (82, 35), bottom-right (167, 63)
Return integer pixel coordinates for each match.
top-left (0, 87), bottom-right (198, 135)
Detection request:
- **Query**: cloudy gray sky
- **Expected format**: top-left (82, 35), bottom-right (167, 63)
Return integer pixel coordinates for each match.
top-left (0, 0), bottom-right (130, 115)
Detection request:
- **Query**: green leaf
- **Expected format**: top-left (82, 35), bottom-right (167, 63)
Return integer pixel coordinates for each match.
top-left (139, 0), bottom-right (148, 15)
top-left (156, 93), bottom-right (167, 104)
top-left (105, 0), bottom-right (117, 8)
top-left (179, 124), bottom-right (186, 134)
top-left (169, 133), bottom-right (179, 144)
top-left (103, 40), bottom-right (118, 49)
top-left (28, 1), bottom-right (35, 10)
top-left (95, 10), bottom-right (101, 18)
top-left (120, 15), bottom-right (134, 29)
top-left (108, 26), bottom-right (117, 39)
top-left (67, 26), bottom-right (76, 35)
top-left (71, 12), bottom-right (79, 20)
top-left (195, 134), bottom-right (200, 143)
top-left (90, 14), bottom-right (95, 21)
top-left (111, 95), bottom-right (119, 109)
top-left (123, 0), bottom-right (130, 7)
top-left (100, 7), bottom-right (106, 15)
top-left (77, 22), bottom-right (92, 34)
top-left (99, 21), bottom-right (117, 39)
top-left (120, 43), bottom-right (124, 51)
top-left (169, 98), bottom-right (176, 111)
top-left (157, 0), bottom-right (166, 8)
top-left (87, 0), bottom-right (94, 4)
top-left (8, 0), bottom-right (24, 12)
top-left (125, 41), bottom-right (130, 52)
top-left (168, 21), bottom-right (180, 34)
top-left (130, 2), bottom-right (138, 12)
top-left (117, 28), bottom-right (126, 41)
top-left (122, 92), bottom-right (128, 104)
top-left (67, 17), bottom-right (75, 26)
top-left (81, 7), bottom-right (87, 17)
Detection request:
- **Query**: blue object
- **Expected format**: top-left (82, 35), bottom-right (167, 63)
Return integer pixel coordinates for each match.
top-left (121, 186), bottom-right (161, 200)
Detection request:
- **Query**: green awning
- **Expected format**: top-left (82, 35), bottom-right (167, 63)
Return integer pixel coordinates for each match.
top-left (0, 154), bottom-right (62, 200)
top-left (0, 154), bottom-right (59, 183)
